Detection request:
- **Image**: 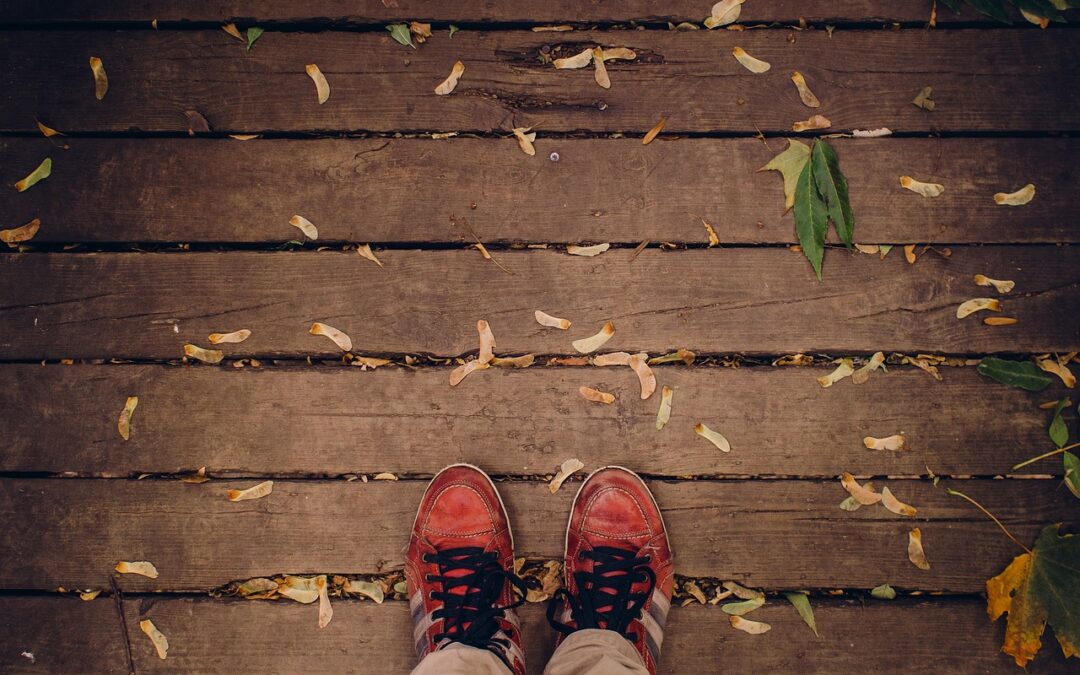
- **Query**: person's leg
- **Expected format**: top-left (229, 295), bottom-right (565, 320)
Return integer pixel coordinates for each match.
top-left (406, 464), bottom-right (527, 675)
top-left (544, 467), bottom-right (673, 675)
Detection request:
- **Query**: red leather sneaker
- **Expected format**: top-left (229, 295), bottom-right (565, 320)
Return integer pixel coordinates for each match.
top-left (547, 466), bottom-right (674, 674)
top-left (406, 464), bottom-right (527, 674)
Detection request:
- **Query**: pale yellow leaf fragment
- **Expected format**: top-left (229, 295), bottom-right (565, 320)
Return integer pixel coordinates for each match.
top-left (593, 352), bottom-right (631, 366)
top-left (863, 435), bottom-right (907, 451)
top-left (0, 219), bottom-right (41, 248)
top-left (695, 423), bottom-right (731, 452)
top-left (904, 244), bottom-right (918, 264)
top-left (973, 274), bottom-right (1014, 294)
top-left (477, 319), bottom-right (496, 364)
top-left (628, 353), bottom-right (656, 400)
top-left (730, 615), bottom-right (771, 634)
top-left (702, 219), bottom-right (720, 246)
top-left (984, 317), bottom-right (1018, 326)
top-left (279, 575), bottom-right (320, 604)
top-left (450, 359), bottom-right (489, 386)
top-left (533, 25), bottom-right (574, 32)
top-left (139, 620), bottom-right (169, 660)
top-left (956, 298), bottom-right (1001, 319)
top-left (912, 86), bottom-right (935, 111)
top-left (643, 116), bottom-right (667, 145)
top-left (851, 351), bottom-right (885, 385)
top-left (817, 358), bottom-right (854, 388)
top-left (567, 243), bottom-right (610, 257)
top-left (994, 184), bottom-right (1035, 206)
top-left (655, 385), bottom-right (673, 430)
top-left (579, 386), bottom-right (615, 404)
top-left (115, 561), bottom-right (159, 579)
top-left (908, 528), bottom-right (931, 570)
top-left (881, 487), bottom-right (918, 517)
top-left (305, 64), bottom-right (330, 104)
top-left (572, 322), bottom-right (615, 353)
top-left (222, 23), bottom-right (244, 40)
top-left (434, 60), bottom-right (465, 95)
top-left (373, 472), bottom-right (398, 480)
top-left (549, 458), bottom-right (585, 493)
top-left (289, 214), bottom-right (318, 240)
top-left (852, 127), bottom-right (892, 138)
top-left (309, 322), bottom-right (352, 351)
top-left (758, 139), bottom-right (811, 213)
top-left (89, 56), bottom-right (108, 100)
top-left (841, 472), bottom-right (881, 505)
top-left (601, 48), bottom-right (636, 61)
top-left (792, 115), bottom-right (831, 132)
top-left (317, 575), bottom-right (333, 628)
top-left (208, 329), bottom-right (251, 344)
top-left (1036, 356), bottom-right (1075, 389)
top-left (80, 589), bottom-right (101, 601)
top-left (790, 72), bottom-right (821, 108)
top-left (36, 120), bottom-right (62, 137)
top-left (705, 0), bottom-right (746, 28)
top-left (592, 48), bottom-right (610, 89)
top-left (117, 395), bottom-right (138, 441)
top-left (350, 355), bottom-right (392, 369)
top-left (490, 354), bottom-right (535, 368)
top-left (345, 579), bottom-right (385, 603)
top-left (356, 244), bottom-right (383, 267)
top-left (900, 176), bottom-right (944, 198)
top-left (554, 48), bottom-right (593, 69)
top-left (732, 46), bottom-right (770, 73)
top-left (512, 127), bottom-right (537, 156)
top-left (227, 480), bottom-right (273, 502)
top-left (184, 344), bottom-right (224, 364)
top-left (855, 244), bottom-right (879, 255)
top-left (229, 134), bottom-right (260, 140)
top-left (535, 310), bottom-right (571, 330)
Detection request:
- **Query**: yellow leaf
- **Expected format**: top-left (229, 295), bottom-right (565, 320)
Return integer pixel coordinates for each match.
top-left (792, 115), bottom-right (831, 132)
top-left (732, 46), bottom-right (770, 73)
top-left (549, 458), bottom-right (584, 493)
top-left (973, 274), bottom-right (1014, 294)
top-left (758, 139), bottom-right (811, 213)
top-left (655, 385), bottom-right (673, 430)
top-left (790, 72), bottom-right (821, 108)
top-left (117, 395), bottom-right (138, 441)
top-left (695, 423), bottom-right (731, 452)
top-left (434, 60), bottom-right (465, 95)
top-left (227, 480), bottom-right (273, 502)
top-left (289, 214), bottom-right (318, 240)
top-left (139, 620), bottom-right (169, 660)
top-left (956, 298), bottom-right (1001, 319)
top-left (994, 184), bottom-right (1035, 206)
top-left (0, 218), bottom-right (41, 247)
top-left (907, 528), bottom-right (931, 570)
top-left (579, 386), bottom-right (615, 404)
top-left (309, 322), bottom-right (352, 352)
top-left (643, 116), bottom-right (667, 145)
top-left (592, 47), bottom-right (610, 89)
top-left (535, 310), bottom-right (571, 330)
top-left (305, 64), bottom-right (330, 104)
top-left (208, 329), bottom-right (251, 344)
top-left (89, 57), bottom-right (108, 100)
top-left (14, 158), bottom-right (52, 192)
top-left (184, 344), bottom-right (224, 364)
top-left (572, 322), bottom-right (615, 353)
top-left (115, 561), bottom-right (159, 578)
top-left (628, 353), bottom-right (656, 400)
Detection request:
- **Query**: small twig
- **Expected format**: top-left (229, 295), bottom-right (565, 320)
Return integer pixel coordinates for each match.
top-left (1011, 442), bottom-right (1080, 470)
top-left (946, 488), bottom-right (1031, 555)
top-left (451, 214), bottom-right (513, 275)
top-left (630, 239), bottom-right (650, 261)
top-left (110, 576), bottom-right (136, 675)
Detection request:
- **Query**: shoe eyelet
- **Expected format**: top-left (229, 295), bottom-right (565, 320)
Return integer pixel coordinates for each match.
top-left (425, 574), bottom-right (434, 582)
top-left (422, 554), bottom-right (433, 563)
top-left (428, 591), bottom-right (436, 600)
top-left (578, 551), bottom-right (586, 559)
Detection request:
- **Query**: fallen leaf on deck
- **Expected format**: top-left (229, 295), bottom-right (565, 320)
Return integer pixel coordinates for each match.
top-left (305, 64), bottom-right (330, 104)
top-left (629, 354), bottom-right (657, 400)
top-left (912, 86), bottom-right (935, 111)
top-left (881, 487), bottom-right (917, 516)
top-left (180, 467), bottom-right (208, 484)
top-left (1036, 356), bottom-right (1076, 389)
top-left (579, 386), bottom-right (615, 404)
top-left (852, 127), bottom-right (892, 138)
top-left (863, 435), bottom-right (906, 451)
top-left (841, 472), bottom-right (882, 505)
top-left (839, 496), bottom-right (862, 511)
top-left (184, 344), bottom-right (224, 364)
top-left (227, 480), bottom-right (273, 502)
top-left (317, 575), bottom-right (333, 628)
top-left (535, 310), bottom-right (571, 330)
top-left (683, 579), bottom-right (707, 604)
top-left (977, 357), bottom-right (1053, 391)
top-left (550, 458), bottom-right (585, 493)
top-left (722, 595), bottom-right (764, 615)
top-left (705, 0), bottom-right (746, 28)
top-left (386, 24), bottom-right (414, 48)
top-left (229, 134), bottom-right (260, 140)
top-left (345, 579), bottom-right (385, 603)
top-left (351, 355), bottom-right (392, 369)
top-left (790, 72), bottom-right (821, 108)
top-left (792, 115), bottom-right (831, 132)
top-left (115, 561), bottom-right (159, 578)
top-left (973, 274), bottom-right (1014, 294)
top-left (553, 48), bottom-right (593, 69)
top-left (649, 349), bottom-right (696, 366)
top-left (79, 589), bottom-right (101, 601)
top-left (236, 578), bottom-right (278, 598)
top-left (984, 317), bottom-right (1018, 326)
top-left (723, 581), bottom-right (763, 600)
top-left (289, 215), bottom-right (318, 240)
top-left (994, 184), bottom-right (1035, 206)
top-left (1065, 452), bottom-right (1080, 499)
top-left (643, 117), bottom-right (667, 145)
top-left (308, 323), bottom-right (352, 353)
top-left (477, 319), bottom-right (496, 364)
top-left (573, 322), bottom-right (615, 354)
top-left (139, 620), bottom-right (169, 660)
top-left (410, 22), bottom-right (432, 42)
top-left (592, 47), bottom-right (610, 88)
top-left (222, 23), bottom-right (244, 40)
top-left (851, 351), bottom-right (885, 385)
top-left (434, 61), bottom-right (465, 95)
top-left (907, 528), bottom-right (930, 570)
top-left (277, 576), bottom-right (320, 604)
top-left (512, 127), bottom-right (537, 156)
top-left (14, 158), bottom-right (52, 192)
top-left (89, 56), bottom-right (108, 100)
top-left (0, 218), bottom-right (41, 247)
top-left (855, 244), bottom-right (879, 255)
top-left (373, 472), bottom-right (397, 480)
top-left (817, 359), bottom-right (854, 388)
top-left (784, 592), bottom-right (819, 637)
top-left (904, 244), bottom-right (918, 264)
top-left (759, 139), bottom-right (811, 212)
top-left (656, 385), bottom-right (674, 430)
top-left (695, 423), bottom-right (731, 452)
top-left (729, 615), bottom-right (771, 634)
top-left (774, 354), bottom-right (812, 367)
top-left (593, 352), bottom-right (631, 366)
top-left (117, 396), bottom-right (138, 440)
top-left (732, 46), bottom-right (770, 73)
top-left (450, 360), bottom-right (489, 386)
top-left (601, 48), bottom-right (636, 61)
top-left (871, 583), bottom-right (896, 600)
top-left (900, 176), bottom-right (944, 198)
top-left (491, 354), bottom-right (535, 368)
top-left (208, 329), bottom-right (251, 344)
top-left (567, 243), bottom-right (610, 257)
top-left (246, 27), bottom-right (264, 50)
top-left (987, 524), bottom-right (1079, 667)
top-left (36, 120), bottom-right (62, 137)
top-left (956, 298), bottom-right (1001, 319)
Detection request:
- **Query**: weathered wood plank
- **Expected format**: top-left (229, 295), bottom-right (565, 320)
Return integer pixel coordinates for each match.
top-left (0, 478), bottom-right (1073, 591)
top-left (2, 30), bottom-right (1077, 133)
top-left (1, 596), bottom-right (1072, 674)
top-left (3, 364), bottom-right (1071, 476)
top-left (1, 248), bottom-right (1077, 359)
top-left (4, 137), bottom-right (1076, 244)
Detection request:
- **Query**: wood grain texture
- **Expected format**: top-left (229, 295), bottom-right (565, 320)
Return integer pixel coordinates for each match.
top-left (3, 29), bottom-right (1078, 134)
top-left (3, 364), bottom-right (1072, 476)
top-left (1, 248), bottom-right (1077, 359)
top-left (1, 596), bottom-right (1073, 674)
top-left (0, 478), bottom-right (1074, 591)
top-left (4, 136), bottom-right (1077, 244)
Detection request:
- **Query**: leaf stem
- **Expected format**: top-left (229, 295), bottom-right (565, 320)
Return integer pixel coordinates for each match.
top-left (1011, 442), bottom-right (1080, 470)
top-left (945, 488), bottom-right (1031, 554)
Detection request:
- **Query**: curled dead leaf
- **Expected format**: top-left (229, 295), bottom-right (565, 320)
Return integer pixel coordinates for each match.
top-left (592, 47), bottom-right (610, 89)
top-left (649, 349), bottom-right (696, 366)
top-left (900, 176), bottom-right (944, 198)
top-left (904, 244), bottom-right (918, 264)
top-left (309, 322), bottom-right (352, 352)
top-left (881, 486), bottom-right (918, 517)
top-left (208, 329), bottom-right (251, 344)
top-left (491, 354), bottom-right (535, 368)
top-left (1035, 356), bottom-right (1076, 389)
top-left (89, 56), bottom-right (108, 100)
top-left (593, 352), bottom-right (631, 366)
top-left (792, 115), bottom-right (831, 132)
top-left (852, 128), bottom-right (892, 138)
top-left (36, 120), bottom-right (62, 137)
top-left (450, 359), bottom-right (489, 386)
top-left (863, 435), bottom-right (907, 451)
top-left (306, 64), bottom-right (330, 104)
top-left (579, 386), bottom-right (615, 404)
top-left (139, 620), bottom-right (168, 660)
top-left (554, 48), bottom-right (593, 70)
top-left (817, 358), bottom-right (854, 388)
top-left (289, 215), bottom-right (318, 240)
top-left (790, 72), bottom-right (821, 108)
top-left (550, 458), bottom-right (584, 493)
top-left (851, 351), bottom-right (885, 385)
top-left (732, 46), bottom-right (770, 73)
top-left (956, 298), bottom-right (1001, 319)
top-left (1, 217), bottom-right (42, 246)
top-left (973, 274), bottom-right (1014, 294)
top-left (567, 243), bottom-right (610, 257)
top-left (907, 528), bottom-right (931, 570)
top-left (841, 472), bottom-right (882, 505)
top-left (994, 184), bottom-right (1035, 206)
top-left (655, 385), bottom-right (673, 430)
top-left (512, 127), bottom-right (537, 156)
top-left (227, 480), bottom-right (273, 502)
top-left (356, 244), bottom-right (383, 267)
top-left (279, 575), bottom-right (320, 604)
top-left (79, 589), bottom-right (101, 601)
top-left (729, 615), bottom-right (771, 634)
top-left (572, 322), bottom-right (615, 354)
top-left (434, 60), bottom-right (465, 95)
top-left (643, 116), bottom-right (667, 145)
top-left (706, 0), bottom-right (746, 28)
top-left (535, 310), bottom-right (571, 330)
top-left (184, 344), bottom-right (224, 364)
top-left (222, 23), bottom-right (244, 40)
top-left (117, 395), bottom-right (138, 441)
top-left (344, 578), bottom-right (385, 603)
top-left (115, 561), bottom-right (159, 579)
top-left (628, 353), bottom-right (656, 400)
top-left (695, 423), bottom-right (731, 452)
top-left (601, 48), bottom-right (636, 61)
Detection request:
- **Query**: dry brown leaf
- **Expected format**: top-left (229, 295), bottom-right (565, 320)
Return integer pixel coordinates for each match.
top-left (1021, 8), bottom-right (1051, 27)
top-left (900, 176), bottom-right (944, 198)
top-left (279, 576), bottom-right (320, 604)
top-left (139, 620), bottom-right (169, 660)
top-left (410, 21), bottom-right (433, 40)
top-left (0, 218), bottom-right (41, 247)
top-left (491, 354), bottom-right (535, 368)
top-left (656, 385), bottom-right (673, 430)
top-left (792, 114), bottom-right (831, 132)
top-left (477, 320), bottom-right (496, 364)
top-left (851, 351), bottom-right (885, 385)
top-left (695, 423), bottom-right (731, 452)
top-left (863, 435), bottom-right (907, 451)
top-left (227, 480), bottom-right (273, 502)
top-left (305, 64), bottom-right (330, 104)
top-left (115, 561), bottom-right (159, 578)
top-left (649, 349), bottom-right (696, 366)
top-left (289, 214), bottom-right (318, 240)
top-left (912, 86), bottom-right (935, 111)
top-left (36, 120), bottom-right (62, 137)
top-left (344, 578), bottom-right (385, 603)
top-left (904, 244), bottom-right (918, 264)
top-left (309, 322), bottom-right (352, 351)
top-left (593, 352), bottom-right (632, 366)
top-left (89, 56), bottom-right (108, 100)
top-left (908, 528), bottom-right (931, 570)
top-left (592, 47), bottom-right (610, 89)
top-left (817, 358), bottom-right (854, 388)
top-left (208, 329), bottom-right (251, 345)
top-left (956, 298), bottom-right (1001, 319)
top-left (973, 274), bottom-right (1014, 294)
top-left (180, 467), bottom-right (208, 484)
top-left (317, 575), bottom-right (333, 628)
top-left (841, 472), bottom-right (882, 505)
top-left (1036, 357), bottom-right (1076, 389)
top-left (535, 310), bottom-right (571, 330)
top-left (702, 219), bottom-right (720, 246)
top-left (434, 60), bottom-right (465, 95)
top-left (184, 344), bottom-right (224, 364)
top-left (855, 244), bottom-right (879, 255)
top-left (554, 48), bottom-right (593, 69)
top-left (572, 322), bottom-right (615, 354)
top-left (881, 486), bottom-right (918, 517)
top-left (117, 395), bottom-right (138, 441)
top-left (512, 127), bottom-right (537, 156)
top-left (350, 355), bottom-right (392, 369)
top-left (706, 0), bottom-right (746, 28)
top-left (450, 359), bottom-right (489, 386)
top-left (222, 23), bottom-right (244, 40)
top-left (774, 354), bottom-right (813, 367)
top-left (790, 72), bottom-right (821, 108)
top-left (356, 244), bottom-right (383, 267)
top-left (643, 116), bottom-right (667, 145)
top-left (994, 184), bottom-right (1035, 206)
top-left (549, 458), bottom-right (585, 493)
top-left (729, 615), bottom-right (771, 634)
top-left (579, 386), bottom-right (615, 404)
top-left (567, 243), bottom-right (610, 257)
top-left (601, 48), bottom-right (636, 61)
top-left (984, 317), bottom-right (1019, 326)
top-left (732, 46), bottom-right (770, 73)
top-left (628, 353), bottom-right (657, 400)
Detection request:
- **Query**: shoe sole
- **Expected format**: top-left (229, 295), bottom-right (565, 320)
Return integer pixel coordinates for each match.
top-left (562, 465), bottom-right (672, 560)
top-left (410, 462), bottom-right (515, 549)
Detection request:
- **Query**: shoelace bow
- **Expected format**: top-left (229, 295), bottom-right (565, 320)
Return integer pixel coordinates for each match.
top-left (546, 546), bottom-right (657, 641)
top-left (424, 547), bottom-right (526, 661)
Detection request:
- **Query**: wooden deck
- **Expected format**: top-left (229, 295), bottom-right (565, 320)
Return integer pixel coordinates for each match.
top-left (0, 2), bottom-right (1078, 673)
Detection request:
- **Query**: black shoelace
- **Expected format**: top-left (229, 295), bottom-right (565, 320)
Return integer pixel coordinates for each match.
top-left (546, 546), bottom-right (657, 641)
top-left (424, 547), bottom-right (526, 666)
